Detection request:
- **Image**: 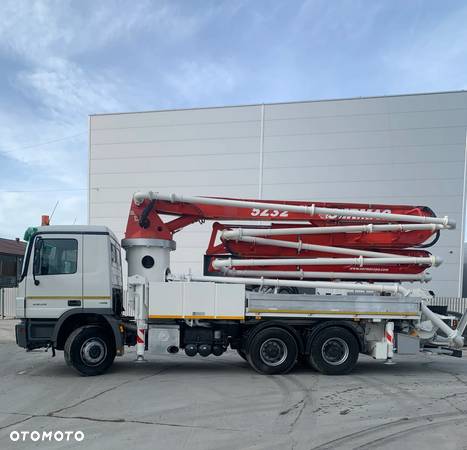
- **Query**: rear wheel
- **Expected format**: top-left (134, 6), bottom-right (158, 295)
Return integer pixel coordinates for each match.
top-left (309, 327), bottom-right (359, 375)
top-left (247, 327), bottom-right (298, 375)
top-left (64, 325), bottom-right (116, 376)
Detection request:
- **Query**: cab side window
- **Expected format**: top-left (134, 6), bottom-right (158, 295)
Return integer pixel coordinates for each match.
top-left (111, 242), bottom-right (121, 269)
top-left (37, 239), bottom-right (78, 275)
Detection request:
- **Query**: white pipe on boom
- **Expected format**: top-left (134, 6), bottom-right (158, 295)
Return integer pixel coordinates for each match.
top-left (212, 255), bottom-right (440, 269)
top-left (224, 235), bottom-right (404, 258)
top-left (222, 269), bottom-right (431, 282)
top-left (221, 223), bottom-right (444, 239)
top-left (420, 302), bottom-right (464, 348)
top-left (184, 274), bottom-right (411, 296)
top-left (133, 191), bottom-right (455, 228)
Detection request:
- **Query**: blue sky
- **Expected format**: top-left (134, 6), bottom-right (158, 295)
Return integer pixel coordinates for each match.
top-left (1, 0), bottom-right (467, 239)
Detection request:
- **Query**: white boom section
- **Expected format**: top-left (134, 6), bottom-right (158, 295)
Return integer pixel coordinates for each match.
top-left (133, 191), bottom-right (455, 228)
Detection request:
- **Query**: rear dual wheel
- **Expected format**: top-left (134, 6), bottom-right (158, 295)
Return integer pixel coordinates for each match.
top-left (308, 327), bottom-right (359, 375)
top-left (247, 327), bottom-right (298, 375)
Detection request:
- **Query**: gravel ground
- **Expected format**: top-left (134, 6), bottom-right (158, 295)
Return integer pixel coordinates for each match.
top-left (0, 319), bottom-right (467, 450)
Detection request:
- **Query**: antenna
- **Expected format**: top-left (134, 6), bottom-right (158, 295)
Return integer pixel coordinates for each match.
top-left (49, 201), bottom-right (59, 222)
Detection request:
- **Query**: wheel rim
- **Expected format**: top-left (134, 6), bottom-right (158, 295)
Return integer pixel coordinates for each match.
top-left (321, 337), bottom-right (349, 365)
top-left (80, 337), bottom-right (107, 366)
top-left (259, 338), bottom-right (288, 366)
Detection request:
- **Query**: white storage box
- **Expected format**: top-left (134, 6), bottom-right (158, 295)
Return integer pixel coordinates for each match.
top-left (148, 282), bottom-right (245, 320)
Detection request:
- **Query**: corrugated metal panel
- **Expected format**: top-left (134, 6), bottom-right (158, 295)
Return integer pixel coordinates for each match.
top-left (1, 288), bottom-right (17, 318)
top-left (430, 297), bottom-right (467, 314)
top-left (89, 92), bottom-right (467, 297)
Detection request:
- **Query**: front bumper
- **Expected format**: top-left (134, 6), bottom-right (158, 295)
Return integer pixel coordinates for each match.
top-left (15, 319), bottom-right (55, 350)
top-left (15, 321), bottom-right (28, 348)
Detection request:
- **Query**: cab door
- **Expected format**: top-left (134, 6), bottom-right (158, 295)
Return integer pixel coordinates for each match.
top-left (25, 235), bottom-right (83, 319)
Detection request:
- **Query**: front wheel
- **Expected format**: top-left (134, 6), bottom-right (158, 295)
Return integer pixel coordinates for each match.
top-left (308, 327), bottom-right (359, 375)
top-left (247, 327), bottom-right (298, 375)
top-left (64, 325), bottom-right (116, 376)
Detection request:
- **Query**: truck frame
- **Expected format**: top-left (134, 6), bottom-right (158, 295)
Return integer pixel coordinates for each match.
top-left (14, 191), bottom-right (467, 376)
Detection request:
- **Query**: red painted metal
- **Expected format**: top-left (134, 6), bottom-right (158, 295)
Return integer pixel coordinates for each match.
top-left (124, 195), bottom-right (440, 282)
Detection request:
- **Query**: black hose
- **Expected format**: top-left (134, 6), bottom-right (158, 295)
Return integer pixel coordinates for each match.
top-left (139, 199), bottom-right (156, 229)
top-left (416, 229), bottom-right (440, 248)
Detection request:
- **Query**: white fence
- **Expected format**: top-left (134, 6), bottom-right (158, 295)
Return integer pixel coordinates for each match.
top-left (429, 297), bottom-right (467, 315)
top-left (0, 288), bottom-right (17, 318)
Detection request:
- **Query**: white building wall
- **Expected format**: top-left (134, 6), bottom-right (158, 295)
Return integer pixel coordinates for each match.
top-left (89, 92), bottom-right (467, 297)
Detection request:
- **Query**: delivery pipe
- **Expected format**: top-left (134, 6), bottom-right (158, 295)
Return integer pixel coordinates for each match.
top-left (222, 269), bottom-right (431, 282)
top-left (184, 274), bottom-right (411, 296)
top-left (420, 302), bottom-right (464, 348)
top-left (221, 223), bottom-right (444, 239)
top-left (134, 191), bottom-right (455, 228)
top-left (224, 235), bottom-right (408, 258)
top-left (212, 255), bottom-right (440, 269)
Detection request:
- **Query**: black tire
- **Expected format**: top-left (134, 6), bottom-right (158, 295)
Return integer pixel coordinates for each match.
top-left (64, 325), bottom-right (116, 376)
top-left (237, 349), bottom-right (248, 361)
top-left (298, 353), bottom-right (314, 369)
top-left (309, 327), bottom-right (359, 375)
top-left (247, 327), bottom-right (298, 375)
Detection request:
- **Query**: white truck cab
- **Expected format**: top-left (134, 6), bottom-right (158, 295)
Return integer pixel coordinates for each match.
top-left (16, 226), bottom-right (125, 366)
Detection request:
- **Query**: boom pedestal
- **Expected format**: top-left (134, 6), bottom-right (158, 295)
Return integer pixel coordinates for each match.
top-left (122, 238), bottom-right (175, 283)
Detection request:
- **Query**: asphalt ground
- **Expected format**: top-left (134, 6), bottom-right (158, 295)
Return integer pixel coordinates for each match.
top-left (1, 320), bottom-right (467, 450)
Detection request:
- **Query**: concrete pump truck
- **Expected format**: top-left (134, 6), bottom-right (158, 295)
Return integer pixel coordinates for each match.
top-left (14, 191), bottom-right (467, 376)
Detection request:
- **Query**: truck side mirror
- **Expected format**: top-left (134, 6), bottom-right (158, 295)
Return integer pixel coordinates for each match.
top-left (33, 237), bottom-right (43, 285)
top-left (16, 256), bottom-right (23, 285)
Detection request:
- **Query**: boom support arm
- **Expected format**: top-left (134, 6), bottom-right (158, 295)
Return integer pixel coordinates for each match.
top-left (126, 191), bottom-right (453, 240)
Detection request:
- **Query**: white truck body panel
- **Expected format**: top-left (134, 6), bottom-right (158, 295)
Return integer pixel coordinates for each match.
top-left (148, 282), bottom-right (245, 319)
top-left (82, 234), bottom-right (113, 309)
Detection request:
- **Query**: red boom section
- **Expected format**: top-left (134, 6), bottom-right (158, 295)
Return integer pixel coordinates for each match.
top-left (206, 222), bottom-right (436, 255)
top-left (125, 196), bottom-right (440, 282)
top-left (126, 197), bottom-right (436, 239)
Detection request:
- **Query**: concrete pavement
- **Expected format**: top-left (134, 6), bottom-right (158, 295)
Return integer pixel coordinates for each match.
top-left (0, 319), bottom-right (467, 449)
